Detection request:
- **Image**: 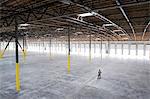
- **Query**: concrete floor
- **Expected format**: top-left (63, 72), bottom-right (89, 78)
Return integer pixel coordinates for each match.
top-left (0, 51), bottom-right (150, 99)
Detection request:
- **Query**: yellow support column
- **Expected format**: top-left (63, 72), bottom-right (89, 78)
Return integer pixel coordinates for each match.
top-left (0, 50), bottom-right (3, 59)
top-left (0, 50), bottom-right (6, 59)
top-left (67, 54), bottom-right (71, 73)
top-left (22, 49), bottom-right (27, 57)
top-left (22, 49), bottom-right (26, 62)
top-left (16, 63), bottom-right (20, 92)
top-left (49, 37), bottom-right (52, 58)
top-left (67, 27), bottom-right (71, 73)
top-left (15, 16), bottom-right (21, 92)
top-left (22, 34), bottom-right (27, 59)
top-left (25, 49), bottom-right (27, 56)
top-left (89, 52), bottom-right (91, 62)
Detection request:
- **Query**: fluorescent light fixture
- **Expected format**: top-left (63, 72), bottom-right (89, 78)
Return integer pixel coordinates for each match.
top-left (95, 38), bottom-right (101, 40)
top-left (56, 28), bottom-right (64, 31)
top-left (78, 13), bottom-right (93, 17)
top-left (78, 12), bottom-right (96, 17)
top-left (19, 23), bottom-right (30, 27)
top-left (75, 32), bottom-right (83, 34)
top-left (122, 37), bottom-right (128, 40)
top-left (103, 24), bottom-right (114, 27)
top-left (113, 30), bottom-right (122, 32)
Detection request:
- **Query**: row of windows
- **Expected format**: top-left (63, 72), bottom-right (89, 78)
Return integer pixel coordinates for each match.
top-left (1, 42), bottom-right (150, 58)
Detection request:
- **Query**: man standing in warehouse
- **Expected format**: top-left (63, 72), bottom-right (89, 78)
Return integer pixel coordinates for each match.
top-left (97, 69), bottom-right (102, 79)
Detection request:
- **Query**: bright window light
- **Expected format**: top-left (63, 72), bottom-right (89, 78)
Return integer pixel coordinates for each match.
top-left (6, 41), bottom-right (150, 60)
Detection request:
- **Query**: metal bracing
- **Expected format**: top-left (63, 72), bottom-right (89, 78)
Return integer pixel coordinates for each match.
top-left (94, 1), bottom-right (150, 12)
top-left (116, 0), bottom-right (136, 41)
top-left (0, 0), bottom-right (132, 41)
top-left (0, 0), bottom-right (149, 41)
top-left (1, 0), bottom-right (149, 28)
top-left (73, 2), bottom-right (130, 40)
top-left (67, 0), bottom-right (131, 39)
top-left (0, 1), bottom-right (77, 29)
top-left (141, 21), bottom-right (150, 41)
top-left (65, 17), bottom-right (119, 40)
top-left (17, 40), bottom-right (26, 57)
top-left (0, 36), bottom-right (13, 58)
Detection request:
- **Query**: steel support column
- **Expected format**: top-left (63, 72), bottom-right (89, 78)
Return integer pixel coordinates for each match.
top-left (61, 41), bottom-right (63, 52)
top-left (84, 42), bottom-right (86, 54)
top-left (43, 38), bottom-right (45, 53)
top-left (115, 43), bottom-right (117, 54)
top-left (136, 43), bottom-right (138, 56)
top-left (89, 33), bottom-right (92, 62)
top-left (100, 36), bottom-right (102, 61)
top-left (0, 42), bottom-right (1, 53)
top-left (122, 43), bottom-right (124, 55)
top-left (108, 41), bottom-right (110, 54)
top-left (39, 40), bottom-right (40, 54)
top-left (128, 43), bottom-right (131, 55)
top-left (75, 43), bottom-right (77, 52)
top-left (15, 16), bottom-right (20, 92)
top-left (49, 36), bottom-right (52, 57)
top-left (144, 43), bottom-right (146, 56)
top-left (17, 41), bottom-right (26, 58)
top-left (94, 43), bottom-right (96, 54)
top-left (67, 28), bottom-right (71, 73)
top-left (22, 34), bottom-right (27, 57)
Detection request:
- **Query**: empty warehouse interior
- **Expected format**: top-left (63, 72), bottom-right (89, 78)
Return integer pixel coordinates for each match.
top-left (0, 0), bottom-right (150, 99)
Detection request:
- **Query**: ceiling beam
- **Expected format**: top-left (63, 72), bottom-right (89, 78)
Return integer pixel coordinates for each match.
top-left (116, 0), bottom-right (136, 41)
top-left (60, 0), bottom-right (130, 40)
top-left (141, 21), bottom-right (150, 41)
top-left (94, 1), bottom-right (150, 12)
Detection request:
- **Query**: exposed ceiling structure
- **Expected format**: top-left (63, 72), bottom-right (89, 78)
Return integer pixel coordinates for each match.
top-left (0, 0), bottom-right (150, 41)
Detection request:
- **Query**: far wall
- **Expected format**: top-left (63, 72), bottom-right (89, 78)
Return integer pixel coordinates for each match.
top-left (0, 41), bottom-right (150, 59)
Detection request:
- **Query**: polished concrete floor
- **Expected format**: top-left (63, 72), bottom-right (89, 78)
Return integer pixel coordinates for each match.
top-left (0, 51), bottom-right (150, 99)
